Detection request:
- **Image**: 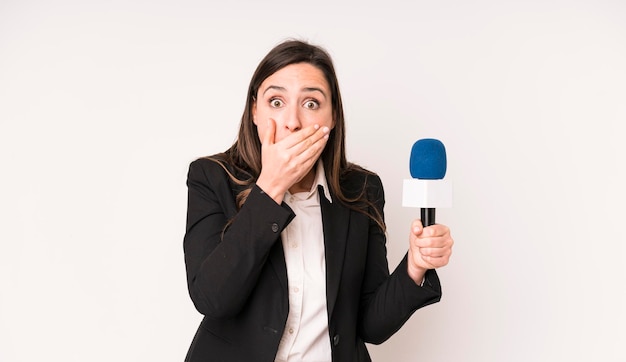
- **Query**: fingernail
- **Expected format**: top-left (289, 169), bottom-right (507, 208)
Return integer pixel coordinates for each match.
top-left (314, 124), bottom-right (320, 130)
top-left (322, 126), bottom-right (330, 133)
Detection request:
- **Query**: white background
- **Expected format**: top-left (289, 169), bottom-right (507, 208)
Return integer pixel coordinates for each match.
top-left (1, 0), bottom-right (625, 361)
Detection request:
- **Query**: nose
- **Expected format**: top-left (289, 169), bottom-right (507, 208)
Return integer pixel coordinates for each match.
top-left (283, 105), bottom-right (302, 132)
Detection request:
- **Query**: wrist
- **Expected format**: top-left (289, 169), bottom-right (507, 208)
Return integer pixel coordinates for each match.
top-left (256, 177), bottom-right (285, 204)
top-left (407, 262), bottom-right (427, 286)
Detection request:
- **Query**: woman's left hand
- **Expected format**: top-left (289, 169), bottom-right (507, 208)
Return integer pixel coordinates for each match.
top-left (407, 220), bottom-right (454, 284)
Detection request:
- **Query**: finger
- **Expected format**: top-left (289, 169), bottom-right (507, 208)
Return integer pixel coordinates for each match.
top-left (426, 224), bottom-right (450, 237)
top-left (280, 124), bottom-right (321, 149)
top-left (286, 125), bottom-right (331, 153)
top-left (412, 225), bottom-right (449, 245)
top-left (280, 128), bottom-right (329, 171)
top-left (263, 118), bottom-right (276, 146)
top-left (418, 246), bottom-right (452, 258)
top-left (307, 125), bottom-right (330, 146)
top-left (413, 234), bottom-right (453, 249)
top-left (420, 255), bottom-right (449, 268)
top-left (287, 139), bottom-right (329, 183)
top-left (297, 127), bottom-right (330, 160)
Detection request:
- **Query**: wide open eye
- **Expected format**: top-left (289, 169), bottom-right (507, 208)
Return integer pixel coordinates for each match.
top-left (304, 100), bottom-right (320, 110)
top-left (269, 98), bottom-right (284, 108)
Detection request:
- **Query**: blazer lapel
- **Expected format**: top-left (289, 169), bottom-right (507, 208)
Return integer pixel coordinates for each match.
top-left (319, 187), bottom-right (350, 318)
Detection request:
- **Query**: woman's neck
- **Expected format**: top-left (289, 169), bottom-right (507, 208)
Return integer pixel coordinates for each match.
top-left (289, 168), bottom-right (315, 194)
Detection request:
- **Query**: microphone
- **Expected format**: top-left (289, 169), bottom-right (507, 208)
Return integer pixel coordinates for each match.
top-left (402, 139), bottom-right (452, 227)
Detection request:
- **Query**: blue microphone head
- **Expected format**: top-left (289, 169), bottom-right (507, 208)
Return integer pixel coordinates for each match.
top-left (409, 138), bottom-right (447, 179)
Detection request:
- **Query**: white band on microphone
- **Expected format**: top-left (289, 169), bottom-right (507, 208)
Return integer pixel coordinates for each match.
top-left (402, 179), bottom-right (453, 208)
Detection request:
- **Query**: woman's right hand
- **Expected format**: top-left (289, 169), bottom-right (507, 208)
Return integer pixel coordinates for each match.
top-left (256, 118), bottom-right (330, 204)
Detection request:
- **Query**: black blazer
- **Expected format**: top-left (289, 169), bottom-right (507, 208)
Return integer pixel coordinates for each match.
top-left (183, 157), bottom-right (442, 362)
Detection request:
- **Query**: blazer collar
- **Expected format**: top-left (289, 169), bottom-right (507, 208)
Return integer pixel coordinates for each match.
top-left (267, 181), bottom-right (350, 317)
top-left (286, 161), bottom-right (332, 203)
top-left (319, 186), bottom-right (350, 318)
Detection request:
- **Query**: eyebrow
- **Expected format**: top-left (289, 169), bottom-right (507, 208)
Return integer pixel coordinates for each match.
top-left (262, 85), bottom-right (328, 99)
top-left (303, 87), bottom-right (327, 99)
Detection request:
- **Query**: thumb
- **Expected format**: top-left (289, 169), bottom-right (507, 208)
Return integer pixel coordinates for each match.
top-left (412, 219), bottom-right (424, 236)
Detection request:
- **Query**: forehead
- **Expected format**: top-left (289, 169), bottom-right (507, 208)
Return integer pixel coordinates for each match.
top-left (260, 63), bottom-right (330, 91)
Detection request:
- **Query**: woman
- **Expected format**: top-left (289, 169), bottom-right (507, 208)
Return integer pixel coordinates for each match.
top-left (183, 39), bottom-right (453, 362)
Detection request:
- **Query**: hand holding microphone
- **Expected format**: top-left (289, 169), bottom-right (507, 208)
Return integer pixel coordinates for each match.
top-left (403, 139), bottom-right (454, 283)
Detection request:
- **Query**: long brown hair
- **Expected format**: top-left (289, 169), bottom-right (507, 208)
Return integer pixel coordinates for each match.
top-left (209, 39), bottom-right (385, 232)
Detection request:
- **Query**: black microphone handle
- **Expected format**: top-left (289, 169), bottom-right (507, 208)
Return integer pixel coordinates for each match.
top-left (421, 208), bottom-right (436, 227)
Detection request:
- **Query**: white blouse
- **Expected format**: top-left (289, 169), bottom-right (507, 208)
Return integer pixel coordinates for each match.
top-left (275, 162), bottom-right (333, 362)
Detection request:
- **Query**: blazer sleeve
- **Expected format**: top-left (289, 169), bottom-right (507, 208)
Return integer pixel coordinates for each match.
top-left (357, 173), bottom-right (442, 344)
top-left (183, 158), bottom-right (294, 319)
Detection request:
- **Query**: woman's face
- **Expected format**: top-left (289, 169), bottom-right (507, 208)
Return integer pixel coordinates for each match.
top-left (253, 62), bottom-right (334, 143)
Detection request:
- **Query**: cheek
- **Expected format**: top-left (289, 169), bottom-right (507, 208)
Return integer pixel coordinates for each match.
top-left (300, 108), bottom-right (332, 126)
top-left (315, 111), bottom-right (334, 129)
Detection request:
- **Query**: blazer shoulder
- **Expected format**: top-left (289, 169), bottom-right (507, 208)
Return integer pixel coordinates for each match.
top-left (188, 154), bottom-right (227, 174)
top-left (187, 156), bottom-right (224, 185)
top-left (187, 155), bottom-right (242, 196)
top-left (188, 153), bottom-right (247, 182)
